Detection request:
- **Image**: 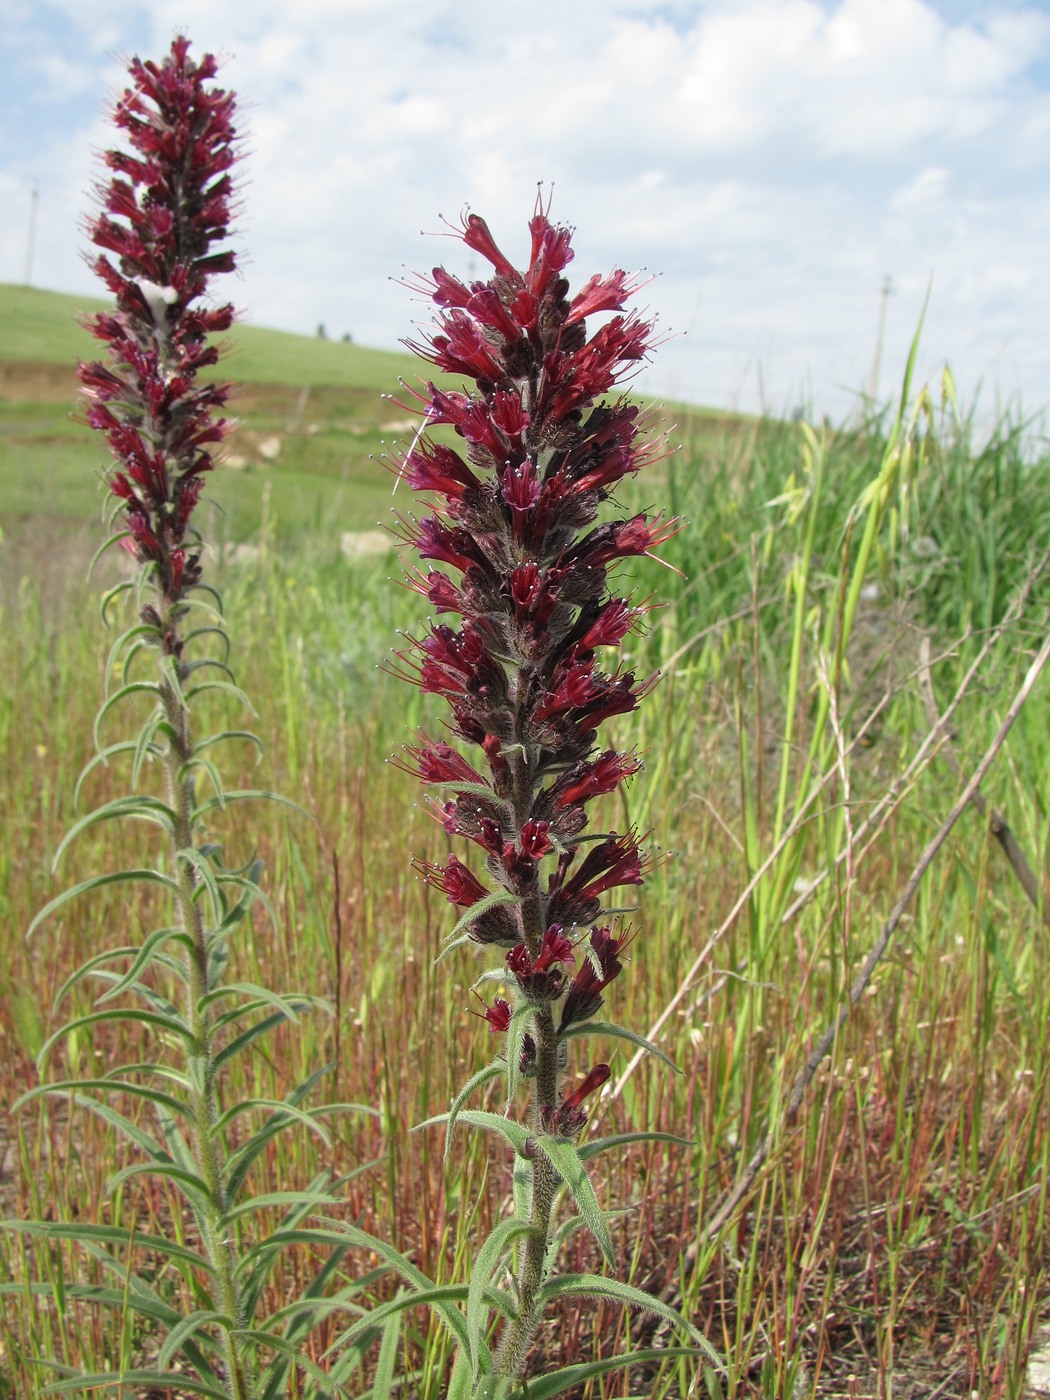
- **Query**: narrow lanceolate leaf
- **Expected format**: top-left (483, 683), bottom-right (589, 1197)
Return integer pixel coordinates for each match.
top-left (103, 1061), bottom-right (192, 1092)
top-left (502, 1348), bottom-right (707, 1399)
top-left (36, 1006), bottom-right (192, 1070)
top-left (157, 1309), bottom-right (233, 1369)
top-left (29, 1095), bottom-right (168, 1167)
top-left (212, 999), bottom-right (320, 1071)
top-left (51, 941), bottom-right (155, 1011)
top-left (441, 887), bottom-right (518, 946)
top-left (99, 576), bottom-right (135, 625)
top-left (131, 707), bottom-right (165, 788)
top-left (467, 1217), bottom-right (535, 1380)
top-left (183, 573), bottom-right (226, 607)
top-left (310, 1220), bottom-right (475, 1354)
top-left (52, 795), bottom-right (178, 868)
top-left (434, 930), bottom-right (477, 965)
top-left (231, 1329), bottom-right (339, 1393)
top-left (94, 925), bottom-right (191, 1005)
top-left (538, 1273), bottom-right (715, 1359)
top-left (323, 1282), bottom-right (513, 1359)
top-left (153, 1103), bottom-right (214, 1220)
top-left (103, 621), bottom-right (161, 693)
top-left (442, 1059), bottom-right (504, 1158)
top-left (27, 869), bottom-right (180, 940)
top-left (107, 1158), bottom-right (213, 1203)
top-left (92, 963), bottom-right (184, 1018)
top-left (41, 1372), bottom-right (228, 1398)
top-left (504, 1002), bottom-right (532, 1110)
top-left (414, 1108), bottom-right (530, 1156)
top-left (534, 1135), bottom-right (614, 1268)
top-left (176, 845), bottom-right (223, 925)
top-left (221, 1064), bottom-right (365, 1200)
top-left (559, 1019), bottom-right (680, 1073)
top-left (239, 1169), bottom-right (347, 1322)
top-left (74, 739), bottom-right (156, 806)
top-left (576, 1130), bottom-right (693, 1163)
top-left (91, 680), bottom-right (164, 750)
top-left (182, 654), bottom-right (236, 683)
top-left (14, 1079), bottom-right (193, 1123)
top-left (184, 677), bottom-right (257, 713)
top-left (220, 1187), bottom-right (340, 1228)
top-left (191, 788), bottom-right (312, 824)
top-left (193, 727), bottom-right (265, 760)
top-left (0, 1222), bottom-right (210, 1276)
top-left (200, 980), bottom-right (308, 1025)
top-left (177, 753), bottom-right (226, 807)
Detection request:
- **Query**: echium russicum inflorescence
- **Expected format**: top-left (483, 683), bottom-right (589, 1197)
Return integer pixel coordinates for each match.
top-left (394, 196), bottom-right (678, 1380)
top-left (79, 34), bottom-right (237, 626)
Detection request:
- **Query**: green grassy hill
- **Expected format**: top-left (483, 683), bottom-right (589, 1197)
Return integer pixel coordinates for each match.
top-left (0, 282), bottom-right (420, 389)
top-left (0, 282), bottom-right (742, 548)
top-left (0, 283), bottom-right (433, 543)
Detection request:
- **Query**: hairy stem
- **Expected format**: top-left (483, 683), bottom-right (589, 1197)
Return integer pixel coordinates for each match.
top-left (492, 744), bottom-right (563, 1381)
top-left (161, 611), bottom-right (252, 1400)
top-left (492, 1002), bottom-right (560, 1383)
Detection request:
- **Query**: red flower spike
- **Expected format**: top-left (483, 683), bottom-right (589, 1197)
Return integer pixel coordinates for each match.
top-left (78, 37), bottom-right (238, 613)
top-left (394, 208), bottom-right (670, 1115)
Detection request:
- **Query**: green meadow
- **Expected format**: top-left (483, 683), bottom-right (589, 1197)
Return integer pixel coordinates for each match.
top-left (3, 282), bottom-right (1050, 1397)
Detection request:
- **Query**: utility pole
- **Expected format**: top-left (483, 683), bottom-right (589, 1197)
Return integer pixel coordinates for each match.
top-left (867, 275), bottom-right (894, 404)
top-left (24, 182), bottom-right (39, 286)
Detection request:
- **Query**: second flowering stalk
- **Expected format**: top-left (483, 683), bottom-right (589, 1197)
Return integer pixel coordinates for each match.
top-left (394, 202), bottom-right (705, 1389)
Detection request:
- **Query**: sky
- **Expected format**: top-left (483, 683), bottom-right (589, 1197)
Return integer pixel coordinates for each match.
top-left (3, 0), bottom-right (1049, 421)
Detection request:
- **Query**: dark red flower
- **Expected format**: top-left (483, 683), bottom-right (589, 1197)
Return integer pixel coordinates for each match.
top-left (560, 925), bottom-right (635, 1030)
top-left (543, 1062), bottom-right (611, 1138)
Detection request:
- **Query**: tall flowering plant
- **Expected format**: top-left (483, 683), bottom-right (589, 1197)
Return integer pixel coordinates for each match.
top-left (16, 40), bottom-right (376, 1399)
top-left (389, 203), bottom-right (711, 1392)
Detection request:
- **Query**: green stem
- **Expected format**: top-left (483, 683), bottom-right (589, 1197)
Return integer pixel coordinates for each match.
top-left (492, 1002), bottom-right (560, 1382)
top-left (494, 739), bottom-right (563, 1380)
top-left (160, 614), bottom-right (253, 1400)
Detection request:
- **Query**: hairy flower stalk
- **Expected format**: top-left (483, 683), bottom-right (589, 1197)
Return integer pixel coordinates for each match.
top-left (396, 200), bottom-right (674, 1382)
top-left (79, 40), bottom-right (251, 1397)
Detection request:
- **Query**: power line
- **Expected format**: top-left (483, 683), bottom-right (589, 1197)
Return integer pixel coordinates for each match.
top-left (23, 182), bottom-right (38, 286)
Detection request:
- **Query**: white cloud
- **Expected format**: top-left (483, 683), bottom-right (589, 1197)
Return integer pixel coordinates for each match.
top-left (2, 0), bottom-right (1049, 420)
top-left (890, 166), bottom-right (951, 210)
